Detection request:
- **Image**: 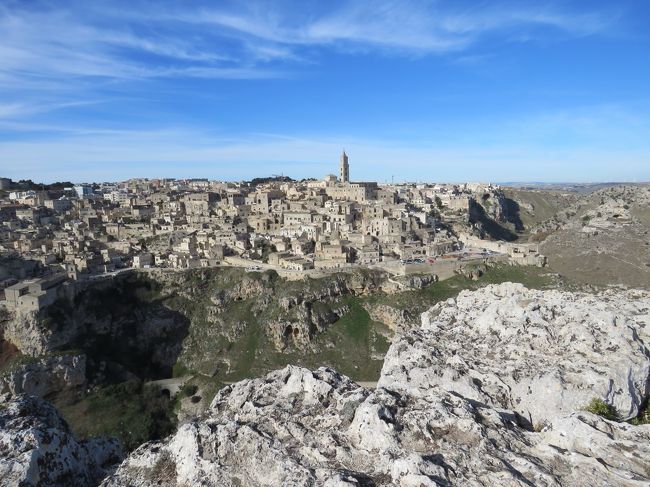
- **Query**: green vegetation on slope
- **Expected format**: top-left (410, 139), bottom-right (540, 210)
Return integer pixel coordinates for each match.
top-left (169, 264), bottom-right (555, 383)
top-left (364, 264), bottom-right (556, 317)
top-left (630, 401), bottom-right (650, 425)
top-left (53, 380), bottom-right (177, 451)
top-left (153, 267), bottom-right (387, 379)
top-left (48, 263), bottom-right (558, 449)
top-left (221, 296), bottom-right (390, 382)
top-left (584, 397), bottom-right (619, 421)
top-left (583, 397), bottom-right (650, 426)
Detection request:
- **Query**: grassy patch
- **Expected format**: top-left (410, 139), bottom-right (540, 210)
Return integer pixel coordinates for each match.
top-left (249, 297), bottom-right (389, 381)
top-left (0, 353), bottom-right (40, 375)
top-left (473, 264), bottom-right (555, 288)
top-left (363, 264), bottom-right (556, 317)
top-left (168, 264), bottom-right (556, 384)
top-left (226, 324), bottom-right (262, 381)
top-left (53, 380), bottom-right (177, 451)
top-left (198, 295), bottom-right (390, 383)
top-left (337, 299), bottom-right (372, 342)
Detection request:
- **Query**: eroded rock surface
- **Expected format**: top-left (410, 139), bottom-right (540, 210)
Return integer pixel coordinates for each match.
top-left (363, 302), bottom-right (413, 332)
top-left (0, 353), bottom-right (86, 397)
top-left (380, 282), bottom-right (650, 424)
top-left (103, 364), bottom-right (650, 486)
top-left (0, 393), bottom-right (122, 487)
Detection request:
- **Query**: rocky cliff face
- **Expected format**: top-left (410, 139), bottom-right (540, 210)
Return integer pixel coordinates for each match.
top-left (0, 268), bottom-right (393, 382)
top-left (0, 353), bottom-right (86, 397)
top-left (363, 303), bottom-right (413, 332)
top-left (0, 274), bottom-right (191, 382)
top-left (0, 393), bottom-right (122, 487)
top-left (467, 192), bottom-right (520, 241)
top-left (101, 283), bottom-right (650, 487)
top-left (216, 268), bottom-right (387, 350)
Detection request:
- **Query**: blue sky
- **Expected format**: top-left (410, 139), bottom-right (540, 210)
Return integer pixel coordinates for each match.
top-left (0, 0), bottom-right (649, 183)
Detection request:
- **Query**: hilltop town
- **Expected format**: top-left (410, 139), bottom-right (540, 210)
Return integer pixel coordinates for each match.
top-left (0, 153), bottom-right (544, 313)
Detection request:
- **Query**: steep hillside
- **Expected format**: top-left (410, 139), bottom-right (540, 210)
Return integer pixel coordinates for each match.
top-left (463, 188), bottom-right (575, 241)
top-left (4, 282), bottom-right (649, 486)
top-left (537, 185), bottom-right (650, 288)
top-left (501, 188), bottom-right (578, 238)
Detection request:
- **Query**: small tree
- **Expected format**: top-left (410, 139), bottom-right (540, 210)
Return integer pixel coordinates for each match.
top-left (584, 398), bottom-right (619, 421)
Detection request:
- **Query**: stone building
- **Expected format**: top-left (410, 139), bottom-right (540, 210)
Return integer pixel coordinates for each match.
top-left (340, 150), bottom-right (349, 183)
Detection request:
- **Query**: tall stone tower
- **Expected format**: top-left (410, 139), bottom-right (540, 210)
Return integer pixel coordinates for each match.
top-left (340, 150), bottom-right (349, 183)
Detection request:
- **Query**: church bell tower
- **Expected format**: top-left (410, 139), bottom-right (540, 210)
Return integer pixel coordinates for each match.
top-left (340, 150), bottom-right (349, 183)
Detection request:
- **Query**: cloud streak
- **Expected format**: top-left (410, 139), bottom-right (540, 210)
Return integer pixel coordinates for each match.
top-left (0, 0), bottom-right (615, 87)
top-left (0, 0), bottom-right (618, 126)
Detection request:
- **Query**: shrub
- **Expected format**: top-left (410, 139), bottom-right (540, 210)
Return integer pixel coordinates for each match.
top-left (584, 397), bottom-right (619, 421)
top-left (181, 383), bottom-right (198, 397)
top-left (59, 380), bottom-right (178, 451)
top-left (630, 401), bottom-right (649, 425)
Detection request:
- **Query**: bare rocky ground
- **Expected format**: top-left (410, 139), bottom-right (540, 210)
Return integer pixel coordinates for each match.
top-left (380, 283), bottom-right (650, 424)
top-left (4, 282), bottom-right (648, 486)
top-left (0, 393), bottom-right (122, 486)
top-left (535, 185), bottom-right (650, 289)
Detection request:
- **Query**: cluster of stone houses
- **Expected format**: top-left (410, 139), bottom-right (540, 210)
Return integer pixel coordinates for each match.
top-left (1, 154), bottom-right (541, 310)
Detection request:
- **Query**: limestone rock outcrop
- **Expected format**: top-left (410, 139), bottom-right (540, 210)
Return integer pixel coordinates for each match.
top-left (102, 365), bottom-right (650, 486)
top-left (363, 302), bottom-right (413, 332)
top-left (0, 393), bottom-right (122, 487)
top-left (102, 283), bottom-right (650, 486)
top-left (0, 353), bottom-right (86, 397)
top-left (380, 282), bottom-right (650, 424)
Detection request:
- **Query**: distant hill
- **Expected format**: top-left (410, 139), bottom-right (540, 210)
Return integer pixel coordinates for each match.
top-left (500, 182), bottom-right (648, 193)
top-left (2, 179), bottom-right (75, 191)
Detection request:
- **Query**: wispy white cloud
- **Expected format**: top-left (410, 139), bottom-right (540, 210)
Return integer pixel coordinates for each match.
top-left (0, 103), bottom-right (27, 118)
top-left (0, 0), bottom-right (615, 88)
top-left (0, 4), bottom-right (278, 87)
top-left (186, 1), bottom-right (615, 53)
top-left (0, 99), bottom-right (105, 120)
